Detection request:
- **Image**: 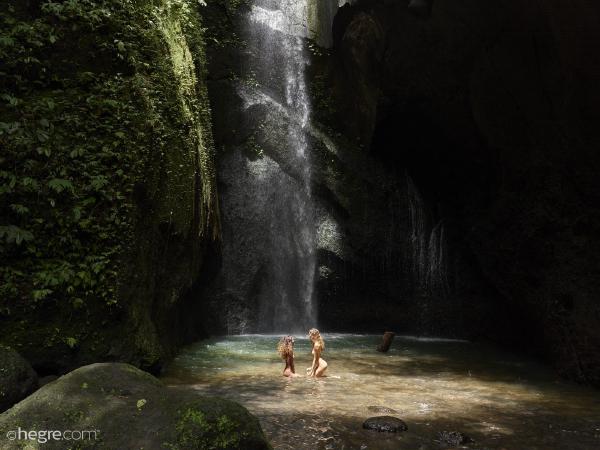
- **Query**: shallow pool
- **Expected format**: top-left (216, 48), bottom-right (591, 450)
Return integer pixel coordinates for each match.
top-left (161, 334), bottom-right (600, 449)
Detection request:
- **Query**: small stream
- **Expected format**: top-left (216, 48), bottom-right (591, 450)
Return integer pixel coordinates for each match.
top-left (162, 335), bottom-right (600, 449)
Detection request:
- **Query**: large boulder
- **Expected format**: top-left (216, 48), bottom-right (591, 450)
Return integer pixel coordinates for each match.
top-left (0, 363), bottom-right (271, 450)
top-left (0, 346), bottom-right (38, 413)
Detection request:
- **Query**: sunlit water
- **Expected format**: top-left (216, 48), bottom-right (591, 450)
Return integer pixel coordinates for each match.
top-left (162, 335), bottom-right (600, 449)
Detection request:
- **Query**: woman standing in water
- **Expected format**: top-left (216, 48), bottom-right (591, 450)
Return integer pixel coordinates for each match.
top-left (277, 335), bottom-right (301, 377)
top-left (307, 328), bottom-right (328, 377)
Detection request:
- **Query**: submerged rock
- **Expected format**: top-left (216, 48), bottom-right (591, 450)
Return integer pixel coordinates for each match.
top-left (367, 405), bottom-right (399, 414)
top-left (363, 416), bottom-right (408, 433)
top-left (0, 363), bottom-right (271, 450)
top-left (437, 430), bottom-right (474, 447)
top-left (0, 346), bottom-right (38, 413)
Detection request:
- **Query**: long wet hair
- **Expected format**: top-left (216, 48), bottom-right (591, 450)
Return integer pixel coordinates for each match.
top-left (277, 335), bottom-right (294, 359)
top-left (308, 328), bottom-right (324, 351)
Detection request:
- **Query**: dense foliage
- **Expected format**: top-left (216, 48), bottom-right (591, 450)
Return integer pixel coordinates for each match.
top-left (0, 0), bottom-right (216, 360)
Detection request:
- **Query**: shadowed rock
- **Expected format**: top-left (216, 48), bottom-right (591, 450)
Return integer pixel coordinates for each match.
top-left (332, 0), bottom-right (600, 385)
top-left (0, 363), bottom-right (271, 450)
top-left (0, 346), bottom-right (38, 413)
top-left (437, 430), bottom-right (474, 447)
top-left (408, 0), bottom-right (433, 18)
top-left (363, 416), bottom-right (408, 432)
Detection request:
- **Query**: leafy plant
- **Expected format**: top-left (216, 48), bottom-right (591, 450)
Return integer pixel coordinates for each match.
top-left (1, 0), bottom-right (218, 354)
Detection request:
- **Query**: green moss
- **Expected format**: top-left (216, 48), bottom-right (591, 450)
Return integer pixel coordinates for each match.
top-left (1, 364), bottom-right (270, 450)
top-left (0, 0), bottom-right (220, 368)
top-left (166, 408), bottom-right (245, 450)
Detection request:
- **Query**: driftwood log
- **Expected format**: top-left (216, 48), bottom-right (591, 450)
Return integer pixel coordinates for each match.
top-left (376, 331), bottom-right (396, 352)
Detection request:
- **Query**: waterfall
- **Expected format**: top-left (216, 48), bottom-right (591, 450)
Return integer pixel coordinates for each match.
top-left (240, 0), bottom-right (317, 333)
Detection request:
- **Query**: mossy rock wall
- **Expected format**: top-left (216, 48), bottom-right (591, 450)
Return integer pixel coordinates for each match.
top-left (0, 0), bottom-right (220, 373)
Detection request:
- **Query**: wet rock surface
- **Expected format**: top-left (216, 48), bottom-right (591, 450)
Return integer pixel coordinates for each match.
top-left (437, 430), bottom-right (474, 447)
top-left (199, 0), bottom-right (466, 337)
top-left (363, 416), bottom-right (408, 433)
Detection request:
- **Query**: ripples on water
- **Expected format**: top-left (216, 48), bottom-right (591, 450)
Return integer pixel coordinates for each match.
top-left (161, 335), bottom-right (600, 449)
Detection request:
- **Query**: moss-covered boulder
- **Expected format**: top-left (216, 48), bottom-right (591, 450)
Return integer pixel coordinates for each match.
top-left (0, 346), bottom-right (38, 413)
top-left (0, 363), bottom-right (271, 450)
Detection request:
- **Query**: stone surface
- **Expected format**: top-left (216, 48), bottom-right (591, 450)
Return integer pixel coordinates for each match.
top-left (0, 346), bottom-right (38, 413)
top-left (362, 416), bottom-right (408, 433)
top-left (199, 0), bottom-right (463, 336)
top-left (332, 0), bottom-right (600, 384)
top-left (437, 430), bottom-right (474, 447)
top-left (0, 363), bottom-right (271, 450)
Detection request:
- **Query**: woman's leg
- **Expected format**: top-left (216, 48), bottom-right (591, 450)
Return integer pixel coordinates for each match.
top-left (315, 358), bottom-right (328, 377)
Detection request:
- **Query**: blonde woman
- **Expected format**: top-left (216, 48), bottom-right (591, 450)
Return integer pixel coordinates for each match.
top-left (277, 335), bottom-right (301, 377)
top-left (307, 328), bottom-right (328, 377)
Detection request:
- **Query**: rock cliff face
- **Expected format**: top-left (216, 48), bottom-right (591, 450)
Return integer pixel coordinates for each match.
top-left (199, 0), bottom-right (600, 383)
top-left (0, 0), bottom-right (220, 374)
top-left (331, 0), bottom-right (600, 383)
top-left (199, 0), bottom-right (468, 337)
top-left (4, 0), bottom-right (597, 386)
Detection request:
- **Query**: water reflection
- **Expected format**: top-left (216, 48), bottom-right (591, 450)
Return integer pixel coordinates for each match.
top-left (162, 335), bottom-right (600, 449)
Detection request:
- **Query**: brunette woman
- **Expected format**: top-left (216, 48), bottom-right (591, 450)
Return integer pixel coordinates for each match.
top-left (277, 335), bottom-right (301, 377)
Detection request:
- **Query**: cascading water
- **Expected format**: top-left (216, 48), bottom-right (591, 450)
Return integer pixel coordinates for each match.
top-left (407, 175), bottom-right (449, 299)
top-left (239, 0), bottom-right (317, 333)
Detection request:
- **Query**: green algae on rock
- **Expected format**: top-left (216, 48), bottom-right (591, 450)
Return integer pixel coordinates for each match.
top-left (0, 0), bottom-right (220, 373)
top-left (0, 363), bottom-right (271, 450)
